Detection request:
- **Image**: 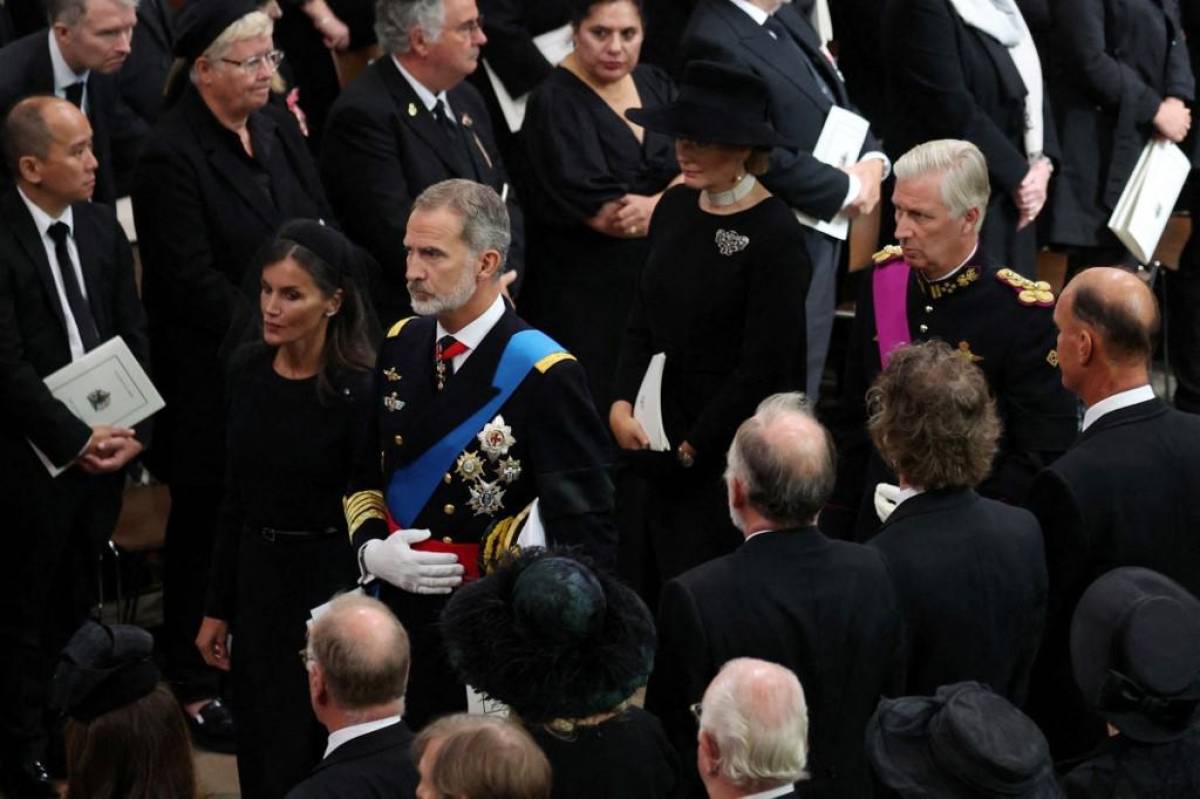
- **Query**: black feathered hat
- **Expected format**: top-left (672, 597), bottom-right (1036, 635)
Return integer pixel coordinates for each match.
top-left (1071, 567), bottom-right (1200, 743)
top-left (625, 60), bottom-right (789, 149)
top-left (50, 620), bottom-right (161, 722)
top-left (440, 549), bottom-right (655, 724)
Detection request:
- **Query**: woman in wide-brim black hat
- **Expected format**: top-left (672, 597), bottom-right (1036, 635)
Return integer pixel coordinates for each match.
top-left (1061, 567), bottom-right (1200, 797)
top-left (441, 548), bottom-right (680, 798)
top-left (607, 59), bottom-right (813, 602)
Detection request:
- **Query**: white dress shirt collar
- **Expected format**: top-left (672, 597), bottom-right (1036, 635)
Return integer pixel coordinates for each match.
top-left (740, 785), bottom-right (796, 799)
top-left (48, 31), bottom-right (89, 109)
top-left (728, 0), bottom-right (771, 25)
top-left (1081, 385), bottom-right (1156, 432)
top-left (436, 293), bottom-right (506, 370)
top-left (894, 485), bottom-right (924, 507)
top-left (18, 187), bottom-right (74, 236)
top-left (392, 56), bottom-right (454, 120)
top-left (324, 715), bottom-right (401, 758)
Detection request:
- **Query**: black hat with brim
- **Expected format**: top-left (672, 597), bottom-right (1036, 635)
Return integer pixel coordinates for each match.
top-left (440, 549), bottom-right (655, 724)
top-left (625, 60), bottom-right (790, 149)
top-left (866, 682), bottom-right (1063, 798)
top-left (50, 620), bottom-right (161, 722)
top-left (174, 0), bottom-right (260, 61)
top-left (1071, 567), bottom-right (1200, 744)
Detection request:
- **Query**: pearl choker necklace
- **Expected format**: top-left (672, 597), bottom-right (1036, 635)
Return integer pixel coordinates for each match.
top-left (705, 174), bottom-right (757, 207)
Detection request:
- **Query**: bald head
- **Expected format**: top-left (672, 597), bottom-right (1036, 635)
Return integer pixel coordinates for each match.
top-left (726, 393), bottom-right (836, 528)
top-left (308, 593), bottom-right (410, 711)
top-left (699, 658), bottom-right (809, 789)
top-left (1061, 268), bottom-right (1159, 365)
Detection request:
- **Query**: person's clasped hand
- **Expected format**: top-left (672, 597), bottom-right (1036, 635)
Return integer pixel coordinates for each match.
top-left (362, 528), bottom-right (464, 594)
top-left (1153, 97), bottom-right (1191, 143)
top-left (1014, 157), bottom-right (1052, 230)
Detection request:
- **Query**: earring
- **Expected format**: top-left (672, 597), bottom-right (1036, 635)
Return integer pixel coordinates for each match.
top-left (325, 310), bottom-right (336, 317)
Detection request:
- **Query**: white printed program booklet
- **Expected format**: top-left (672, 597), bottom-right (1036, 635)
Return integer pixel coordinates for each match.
top-left (483, 24), bottom-right (575, 133)
top-left (793, 106), bottom-right (871, 241)
top-left (1107, 139), bottom-right (1190, 265)
top-left (634, 352), bottom-right (670, 452)
top-left (31, 336), bottom-right (164, 477)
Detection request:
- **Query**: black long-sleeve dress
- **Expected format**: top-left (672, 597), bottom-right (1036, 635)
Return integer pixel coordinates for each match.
top-left (206, 344), bottom-right (368, 799)
top-left (612, 185), bottom-right (810, 597)
top-left (519, 64), bottom-right (678, 414)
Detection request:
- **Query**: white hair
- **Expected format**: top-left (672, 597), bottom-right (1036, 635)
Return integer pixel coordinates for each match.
top-left (701, 658), bottom-right (809, 789)
top-left (375, 0), bottom-right (444, 54)
top-left (893, 139), bottom-right (990, 231)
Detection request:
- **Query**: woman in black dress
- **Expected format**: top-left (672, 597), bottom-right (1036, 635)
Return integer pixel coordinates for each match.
top-left (519, 0), bottom-right (678, 413)
top-left (194, 221), bottom-right (378, 798)
top-left (610, 61), bottom-right (810, 597)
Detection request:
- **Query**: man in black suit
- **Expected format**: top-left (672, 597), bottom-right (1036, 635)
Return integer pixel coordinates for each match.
top-left (679, 0), bottom-right (886, 399)
top-left (344, 179), bottom-right (615, 729)
top-left (0, 0), bottom-right (145, 204)
top-left (321, 0), bottom-right (524, 325)
top-left (0, 96), bottom-right (148, 797)
top-left (1027, 266), bottom-right (1200, 758)
top-left (287, 593), bottom-right (419, 799)
top-left (648, 392), bottom-right (903, 799)
top-left (866, 340), bottom-right (1047, 705)
top-left (695, 659), bottom-right (810, 799)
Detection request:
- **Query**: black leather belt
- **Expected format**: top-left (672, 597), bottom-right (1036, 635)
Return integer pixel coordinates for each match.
top-left (256, 525), bottom-right (342, 543)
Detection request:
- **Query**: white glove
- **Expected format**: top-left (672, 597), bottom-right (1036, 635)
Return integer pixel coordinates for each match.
top-left (874, 482), bottom-right (902, 523)
top-left (361, 529), bottom-right (464, 595)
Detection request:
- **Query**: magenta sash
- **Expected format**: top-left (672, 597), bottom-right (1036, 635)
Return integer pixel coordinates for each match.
top-left (873, 259), bottom-right (912, 368)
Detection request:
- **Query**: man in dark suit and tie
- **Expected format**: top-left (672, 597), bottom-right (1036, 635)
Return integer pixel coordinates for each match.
top-left (321, 0), bottom-right (523, 325)
top-left (286, 593), bottom-right (420, 799)
top-left (1027, 266), bottom-right (1200, 759)
top-left (648, 392), bottom-right (903, 799)
top-left (679, 0), bottom-right (887, 399)
top-left (0, 96), bottom-right (148, 798)
top-left (0, 0), bottom-right (145, 204)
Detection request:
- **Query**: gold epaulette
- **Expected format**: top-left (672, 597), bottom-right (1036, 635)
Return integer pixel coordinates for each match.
top-left (386, 317), bottom-right (416, 338)
top-left (995, 268), bottom-right (1055, 307)
top-left (343, 489), bottom-right (385, 541)
top-left (872, 244), bottom-right (904, 265)
top-left (534, 351), bottom-right (575, 373)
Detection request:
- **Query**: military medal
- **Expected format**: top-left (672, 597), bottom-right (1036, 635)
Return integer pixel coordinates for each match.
top-left (383, 367), bottom-right (402, 382)
top-left (956, 341), bottom-right (983, 363)
top-left (468, 479), bottom-right (506, 516)
top-left (383, 392), bottom-right (404, 412)
top-left (455, 451), bottom-right (486, 482)
top-left (497, 456), bottom-right (522, 484)
top-left (478, 416), bottom-right (515, 459)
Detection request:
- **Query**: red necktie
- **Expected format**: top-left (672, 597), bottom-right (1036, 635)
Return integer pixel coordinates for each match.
top-left (435, 335), bottom-right (469, 389)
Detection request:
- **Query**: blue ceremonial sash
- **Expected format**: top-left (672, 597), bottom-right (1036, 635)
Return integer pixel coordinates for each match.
top-left (385, 329), bottom-right (564, 527)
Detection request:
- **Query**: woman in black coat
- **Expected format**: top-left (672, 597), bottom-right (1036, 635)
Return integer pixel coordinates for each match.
top-left (883, 0), bottom-right (1059, 277)
top-left (1045, 0), bottom-right (1194, 266)
top-left (130, 0), bottom-right (333, 732)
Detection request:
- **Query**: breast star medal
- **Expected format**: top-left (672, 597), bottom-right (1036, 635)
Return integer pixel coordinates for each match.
top-left (468, 478), bottom-right (506, 516)
top-left (496, 456), bottom-right (522, 484)
top-left (478, 416), bottom-right (515, 460)
top-left (455, 451), bottom-right (486, 482)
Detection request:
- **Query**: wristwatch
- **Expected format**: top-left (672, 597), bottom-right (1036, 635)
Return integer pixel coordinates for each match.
top-left (676, 446), bottom-right (695, 469)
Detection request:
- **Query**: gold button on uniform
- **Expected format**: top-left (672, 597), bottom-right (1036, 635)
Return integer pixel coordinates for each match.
top-left (919, 323), bottom-right (929, 333)
top-left (442, 536), bottom-right (453, 543)
top-left (443, 504), bottom-right (455, 515)
top-left (394, 435), bottom-right (404, 446)
top-left (924, 305), bottom-right (933, 313)
top-left (444, 473), bottom-right (452, 484)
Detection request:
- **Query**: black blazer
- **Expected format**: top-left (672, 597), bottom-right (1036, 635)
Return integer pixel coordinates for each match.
top-left (868, 489), bottom-right (1048, 705)
top-left (0, 186), bottom-right (149, 470)
top-left (1027, 398), bottom-right (1200, 758)
top-left (1046, 0), bottom-right (1195, 247)
top-left (0, 30), bottom-right (124, 204)
top-left (284, 722), bottom-right (420, 799)
top-left (679, 0), bottom-right (881, 222)
top-left (321, 58), bottom-right (525, 325)
top-left (648, 528), bottom-right (904, 798)
top-left (131, 86), bottom-right (331, 484)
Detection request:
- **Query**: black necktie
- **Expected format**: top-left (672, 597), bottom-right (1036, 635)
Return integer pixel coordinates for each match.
top-left (432, 99), bottom-right (476, 175)
top-left (432, 99), bottom-right (457, 139)
top-left (47, 222), bottom-right (100, 351)
top-left (64, 81), bottom-right (84, 109)
top-left (764, 17), bottom-right (836, 104)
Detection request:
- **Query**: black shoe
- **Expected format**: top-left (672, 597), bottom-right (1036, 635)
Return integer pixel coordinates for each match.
top-left (0, 758), bottom-right (57, 798)
top-left (186, 697), bottom-right (236, 754)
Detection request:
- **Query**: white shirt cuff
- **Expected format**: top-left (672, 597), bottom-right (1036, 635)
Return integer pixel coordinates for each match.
top-left (842, 172), bottom-right (862, 210)
top-left (861, 150), bottom-right (891, 180)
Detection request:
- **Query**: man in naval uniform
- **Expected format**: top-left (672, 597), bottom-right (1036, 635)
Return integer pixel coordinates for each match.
top-left (343, 179), bottom-right (616, 729)
top-left (829, 139), bottom-right (1076, 541)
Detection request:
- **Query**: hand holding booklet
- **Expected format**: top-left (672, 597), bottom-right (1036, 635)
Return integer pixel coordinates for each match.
top-left (793, 106), bottom-right (870, 241)
top-left (634, 353), bottom-right (670, 452)
top-left (31, 336), bottom-right (164, 477)
top-left (1107, 138), bottom-right (1191, 265)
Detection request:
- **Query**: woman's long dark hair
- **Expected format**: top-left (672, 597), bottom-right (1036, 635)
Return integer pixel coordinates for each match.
top-left (259, 236), bottom-right (378, 400)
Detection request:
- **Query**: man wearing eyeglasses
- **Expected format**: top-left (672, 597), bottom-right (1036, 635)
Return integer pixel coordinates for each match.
top-left (321, 0), bottom-right (525, 326)
top-left (0, 0), bottom-right (145, 204)
top-left (129, 0), bottom-right (332, 763)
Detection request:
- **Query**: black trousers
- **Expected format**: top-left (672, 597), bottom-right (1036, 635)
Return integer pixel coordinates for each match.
top-left (0, 453), bottom-right (120, 762)
top-left (162, 483), bottom-right (222, 703)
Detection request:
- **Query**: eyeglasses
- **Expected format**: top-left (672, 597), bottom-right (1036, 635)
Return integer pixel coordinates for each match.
top-left (220, 48), bottom-right (285, 74)
top-left (690, 702), bottom-right (703, 723)
top-left (452, 15), bottom-right (484, 36)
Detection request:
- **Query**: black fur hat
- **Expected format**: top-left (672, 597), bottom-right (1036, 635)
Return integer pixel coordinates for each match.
top-left (440, 549), bottom-right (655, 724)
